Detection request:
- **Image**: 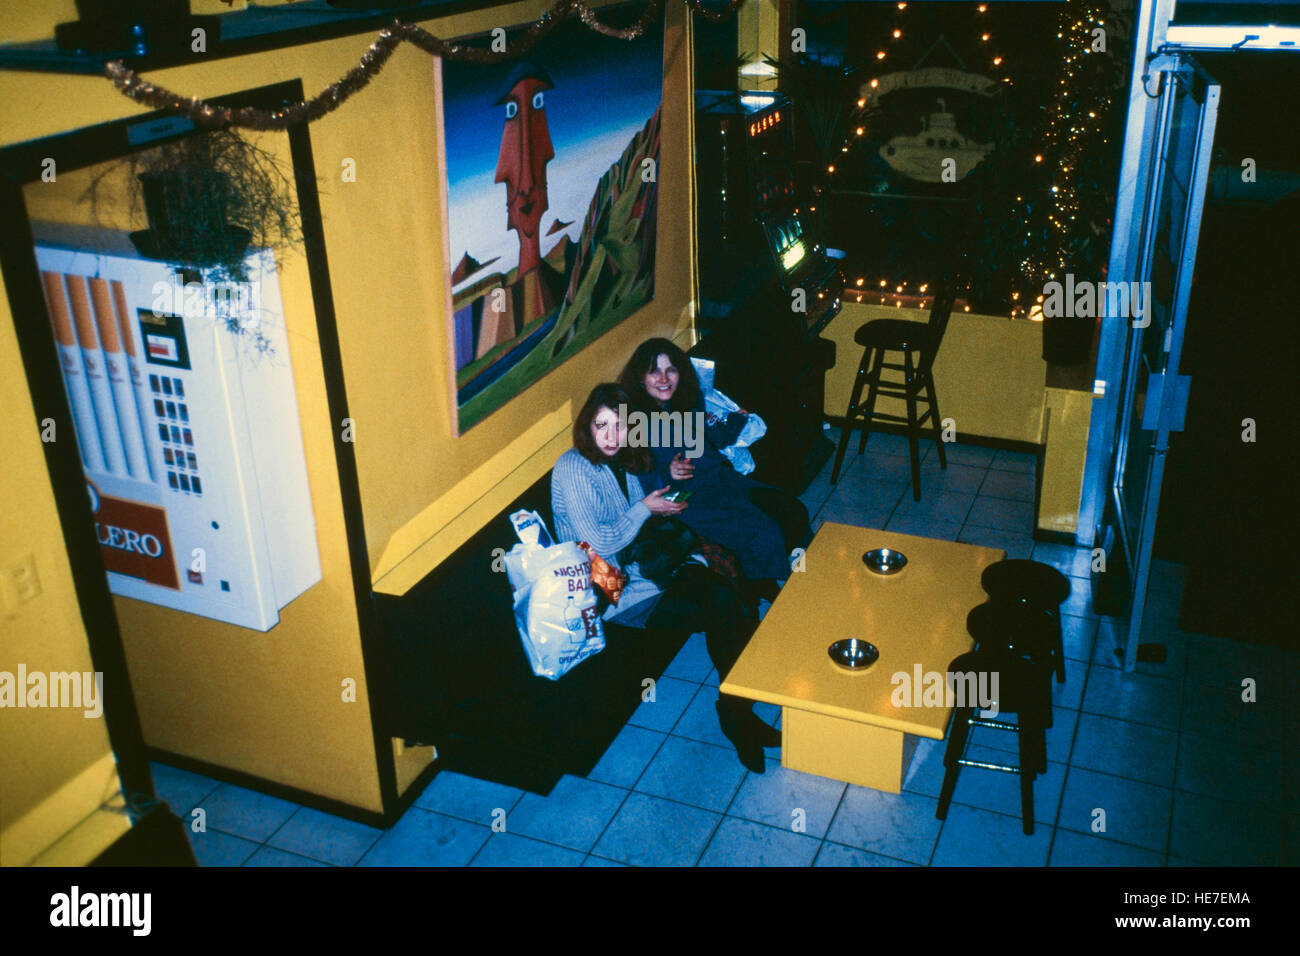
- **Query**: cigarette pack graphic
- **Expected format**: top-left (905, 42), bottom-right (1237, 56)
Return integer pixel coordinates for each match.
top-left (41, 270), bottom-right (106, 473)
top-left (89, 276), bottom-right (150, 481)
top-left (112, 279), bottom-right (162, 483)
top-left (35, 231), bottom-right (321, 631)
top-left (64, 273), bottom-right (129, 477)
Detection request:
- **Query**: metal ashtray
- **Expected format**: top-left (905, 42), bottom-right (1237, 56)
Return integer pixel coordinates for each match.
top-left (829, 638), bottom-right (879, 671)
top-left (863, 547), bottom-right (908, 575)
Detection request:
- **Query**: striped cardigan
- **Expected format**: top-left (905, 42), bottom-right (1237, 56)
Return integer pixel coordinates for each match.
top-left (551, 448), bottom-right (662, 627)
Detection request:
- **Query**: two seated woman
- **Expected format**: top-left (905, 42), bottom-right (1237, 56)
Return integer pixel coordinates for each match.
top-left (550, 340), bottom-right (811, 773)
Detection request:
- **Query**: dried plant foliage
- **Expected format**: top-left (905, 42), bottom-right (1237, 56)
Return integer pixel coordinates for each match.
top-left (85, 128), bottom-right (303, 285)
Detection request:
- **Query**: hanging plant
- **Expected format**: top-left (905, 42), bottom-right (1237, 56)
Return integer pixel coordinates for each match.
top-left (762, 52), bottom-right (864, 174)
top-left (87, 128), bottom-right (303, 286)
top-left (761, 51), bottom-right (866, 239)
top-left (84, 128), bottom-right (303, 354)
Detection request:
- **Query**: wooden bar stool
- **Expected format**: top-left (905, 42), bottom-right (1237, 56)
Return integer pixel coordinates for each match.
top-left (936, 643), bottom-right (1054, 835)
top-left (967, 599), bottom-right (1062, 704)
top-left (830, 280), bottom-right (959, 500)
top-left (981, 559), bottom-right (1072, 683)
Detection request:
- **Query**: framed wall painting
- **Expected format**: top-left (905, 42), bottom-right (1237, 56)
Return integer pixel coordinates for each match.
top-left (441, 3), bottom-right (664, 432)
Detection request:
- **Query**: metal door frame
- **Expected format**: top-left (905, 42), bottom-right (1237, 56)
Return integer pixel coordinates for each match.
top-left (1110, 54), bottom-right (1219, 670)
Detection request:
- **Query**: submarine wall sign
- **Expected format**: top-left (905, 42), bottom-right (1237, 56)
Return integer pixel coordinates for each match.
top-left (863, 68), bottom-right (998, 184)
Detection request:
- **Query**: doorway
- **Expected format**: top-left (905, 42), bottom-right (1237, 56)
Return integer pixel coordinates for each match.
top-left (1151, 51), bottom-right (1300, 650)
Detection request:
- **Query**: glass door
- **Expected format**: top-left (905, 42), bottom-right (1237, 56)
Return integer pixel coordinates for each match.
top-left (1109, 54), bottom-right (1219, 670)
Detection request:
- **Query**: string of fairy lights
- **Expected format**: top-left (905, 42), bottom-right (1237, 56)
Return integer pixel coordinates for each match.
top-left (833, 1), bottom-right (1116, 320)
top-left (1023, 1), bottom-right (1116, 306)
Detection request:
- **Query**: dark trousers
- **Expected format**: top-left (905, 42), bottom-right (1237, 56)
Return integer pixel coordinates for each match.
top-left (746, 486), bottom-right (813, 570)
top-left (646, 564), bottom-right (758, 714)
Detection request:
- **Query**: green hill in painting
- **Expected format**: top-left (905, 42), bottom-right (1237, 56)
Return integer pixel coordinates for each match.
top-left (458, 103), bottom-right (662, 430)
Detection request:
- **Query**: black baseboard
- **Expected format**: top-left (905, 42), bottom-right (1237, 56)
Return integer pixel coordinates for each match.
top-left (1031, 528), bottom-right (1079, 545)
top-left (391, 756), bottom-right (443, 821)
top-left (90, 805), bottom-right (196, 866)
top-left (824, 416), bottom-right (1042, 457)
top-left (146, 746), bottom-right (394, 829)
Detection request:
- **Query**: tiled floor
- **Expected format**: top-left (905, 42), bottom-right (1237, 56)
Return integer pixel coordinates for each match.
top-left (154, 434), bottom-right (1300, 866)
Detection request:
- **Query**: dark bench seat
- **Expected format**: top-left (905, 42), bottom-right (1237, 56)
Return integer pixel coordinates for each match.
top-left (376, 471), bottom-right (693, 796)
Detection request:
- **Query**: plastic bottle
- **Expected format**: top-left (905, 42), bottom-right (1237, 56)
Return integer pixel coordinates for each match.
top-left (564, 594), bottom-right (585, 644)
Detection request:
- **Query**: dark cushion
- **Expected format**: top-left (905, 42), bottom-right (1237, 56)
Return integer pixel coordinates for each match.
top-left (375, 470), bottom-right (692, 793)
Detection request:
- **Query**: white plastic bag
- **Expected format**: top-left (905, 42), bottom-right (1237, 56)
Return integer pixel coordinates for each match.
top-left (504, 540), bottom-right (605, 680)
top-left (691, 358), bottom-right (767, 475)
top-left (691, 356), bottom-right (717, 392)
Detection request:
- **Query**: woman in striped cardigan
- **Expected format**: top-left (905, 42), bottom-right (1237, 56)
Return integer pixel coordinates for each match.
top-left (551, 383), bottom-right (779, 773)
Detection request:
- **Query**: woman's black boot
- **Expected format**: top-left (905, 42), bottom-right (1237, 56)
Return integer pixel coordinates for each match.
top-left (716, 697), bottom-right (767, 774)
top-left (739, 578), bottom-right (779, 607)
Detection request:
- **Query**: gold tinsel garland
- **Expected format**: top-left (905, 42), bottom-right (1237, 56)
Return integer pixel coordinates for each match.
top-left (105, 0), bottom-right (742, 131)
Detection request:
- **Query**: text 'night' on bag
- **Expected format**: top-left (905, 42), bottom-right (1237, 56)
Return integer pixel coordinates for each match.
top-left (503, 513), bottom-right (605, 680)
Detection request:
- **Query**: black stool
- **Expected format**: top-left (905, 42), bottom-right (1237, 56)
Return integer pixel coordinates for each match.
top-left (967, 601), bottom-right (1061, 712)
top-left (936, 643), bottom-right (1054, 835)
top-left (830, 280), bottom-right (959, 500)
top-left (981, 559), bottom-right (1071, 683)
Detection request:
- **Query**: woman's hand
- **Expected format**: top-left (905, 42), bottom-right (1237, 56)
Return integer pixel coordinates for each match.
top-left (668, 453), bottom-right (695, 482)
top-left (643, 486), bottom-right (687, 515)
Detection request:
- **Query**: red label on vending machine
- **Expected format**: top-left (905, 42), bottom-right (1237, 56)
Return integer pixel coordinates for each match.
top-left (88, 482), bottom-right (180, 590)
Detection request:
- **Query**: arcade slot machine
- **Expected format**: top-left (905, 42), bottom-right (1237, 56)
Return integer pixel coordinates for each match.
top-left (693, 90), bottom-right (842, 491)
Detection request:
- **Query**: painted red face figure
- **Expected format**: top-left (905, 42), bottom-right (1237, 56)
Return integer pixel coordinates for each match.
top-left (494, 65), bottom-right (555, 277)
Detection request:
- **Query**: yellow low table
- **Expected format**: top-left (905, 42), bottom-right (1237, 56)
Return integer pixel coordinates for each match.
top-left (720, 524), bottom-right (1005, 793)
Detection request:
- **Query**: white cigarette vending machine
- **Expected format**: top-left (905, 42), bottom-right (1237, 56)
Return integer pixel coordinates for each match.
top-left (35, 231), bottom-right (321, 631)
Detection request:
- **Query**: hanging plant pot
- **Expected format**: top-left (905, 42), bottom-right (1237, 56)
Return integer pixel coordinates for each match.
top-left (1041, 315), bottom-right (1095, 366)
top-left (130, 170), bottom-right (252, 271)
top-left (91, 128), bottom-right (301, 291)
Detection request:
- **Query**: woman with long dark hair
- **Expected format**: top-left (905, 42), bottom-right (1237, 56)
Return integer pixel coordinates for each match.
top-left (618, 338), bottom-right (811, 593)
top-left (551, 383), bottom-right (778, 772)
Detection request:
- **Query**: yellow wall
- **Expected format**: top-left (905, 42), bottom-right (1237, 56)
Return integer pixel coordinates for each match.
top-left (822, 303), bottom-right (1096, 537)
top-left (360, 2), bottom-right (695, 595)
top-left (1039, 385), bottom-right (1095, 535)
top-left (822, 302), bottom-right (1046, 444)
top-left (21, 151), bottom-right (388, 812)
top-left (736, 0), bottom-right (781, 90)
top-left (2, 2), bottom-right (147, 863)
top-left (0, 302), bottom-right (129, 866)
top-left (0, 0), bottom-right (693, 830)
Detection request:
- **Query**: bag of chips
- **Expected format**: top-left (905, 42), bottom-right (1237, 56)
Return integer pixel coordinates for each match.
top-left (577, 542), bottom-right (627, 606)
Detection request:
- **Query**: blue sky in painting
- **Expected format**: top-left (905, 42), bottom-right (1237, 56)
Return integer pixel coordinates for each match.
top-left (442, 15), bottom-right (663, 283)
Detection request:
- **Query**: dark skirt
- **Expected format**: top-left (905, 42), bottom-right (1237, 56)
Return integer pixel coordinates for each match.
top-left (675, 471), bottom-right (803, 580)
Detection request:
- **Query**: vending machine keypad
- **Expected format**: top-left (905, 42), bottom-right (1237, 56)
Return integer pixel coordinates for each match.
top-left (151, 374), bottom-right (202, 496)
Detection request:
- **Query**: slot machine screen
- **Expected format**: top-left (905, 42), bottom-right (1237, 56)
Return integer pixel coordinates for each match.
top-left (764, 216), bottom-right (808, 276)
